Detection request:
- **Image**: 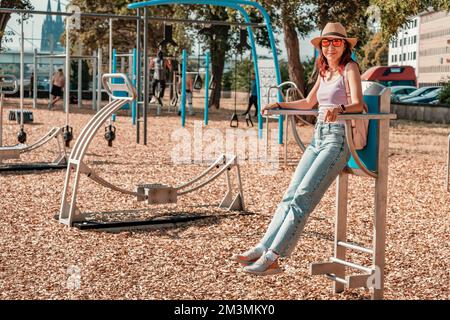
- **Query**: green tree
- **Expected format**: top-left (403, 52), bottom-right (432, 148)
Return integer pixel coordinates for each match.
top-left (438, 79), bottom-right (450, 105)
top-left (193, 4), bottom-right (272, 109)
top-left (359, 31), bottom-right (388, 72)
top-left (263, 0), bottom-right (315, 95)
top-left (68, 1), bottom-right (191, 60)
top-left (0, 0), bottom-right (33, 51)
top-left (371, 0), bottom-right (450, 43)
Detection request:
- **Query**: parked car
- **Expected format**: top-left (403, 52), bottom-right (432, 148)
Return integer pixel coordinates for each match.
top-left (361, 65), bottom-right (417, 87)
top-left (398, 86), bottom-right (441, 102)
top-left (401, 87), bottom-right (442, 104)
top-left (389, 86), bottom-right (417, 102)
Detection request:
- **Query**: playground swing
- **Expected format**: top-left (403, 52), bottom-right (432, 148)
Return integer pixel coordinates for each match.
top-left (193, 42), bottom-right (203, 91)
top-left (229, 53), bottom-right (239, 128)
top-left (58, 73), bottom-right (245, 231)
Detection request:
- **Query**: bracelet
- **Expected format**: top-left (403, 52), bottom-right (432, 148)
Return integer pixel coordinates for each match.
top-left (275, 102), bottom-right (281, 108)
top-left (339, 104), bottom-right (346, 114)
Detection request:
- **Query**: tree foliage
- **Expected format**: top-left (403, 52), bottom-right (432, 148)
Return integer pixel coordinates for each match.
top-left (0, 0), bottom-right (33, 50)
top-left (371, 0), bottom-right (450, 42)
top-left (359, 31), bottom-right (388, 72)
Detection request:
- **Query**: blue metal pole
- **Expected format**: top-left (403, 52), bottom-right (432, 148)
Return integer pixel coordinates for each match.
top-left (181, 49), bottom-right (187, 127)
top-left (204, 50), bottom-right (210, 126)
top-left (132, 48), bottom-right (137, 125)
top-left (112, 48), bottom-right (117, 73)
top-left (112, 48), bottom-right (117, 121)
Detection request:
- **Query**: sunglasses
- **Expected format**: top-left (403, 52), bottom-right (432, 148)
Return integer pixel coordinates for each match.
top-left (320, 38), bottom-right (345, 48)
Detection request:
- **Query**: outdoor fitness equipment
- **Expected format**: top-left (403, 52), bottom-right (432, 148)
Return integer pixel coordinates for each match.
top-left (177, 49), bottom-right (211, 126)
top-left (266, 81), bottom-right (397, 300)
top-left (58, 73), bottom-right (244, 230)
top-left (0, 74), bottom-right (67, 172)
top-left (446, 133), bottom-right (449, 192)
top-left (129, 0), bottom-right (283, 144)
top-left (264, 81), bottom-right (308, 165)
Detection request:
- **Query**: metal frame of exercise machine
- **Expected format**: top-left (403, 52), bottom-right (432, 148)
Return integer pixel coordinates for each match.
top-left (32, 51), bottom-right (99, 111)
top-left (58, 73), bottom-right (244, 231)
top-left (0, 75), bottom-right (67, 172)
top-left (0, 12), bottom-right (68, 173)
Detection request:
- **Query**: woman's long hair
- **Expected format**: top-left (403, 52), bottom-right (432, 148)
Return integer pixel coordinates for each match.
top-left (316, 40), bottom-right (360, 78)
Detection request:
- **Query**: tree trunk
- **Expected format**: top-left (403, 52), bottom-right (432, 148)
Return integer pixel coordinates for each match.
top-left (208, 25), bottom-right (230, 109)
top-left (209, 42), bottom-right (227, 109)
top-left (0, 14), bottom-right (12, 50)
top-left (283, 20), bottom-right (316, 125)
top-left (283, 22), bottom-right (305, 96)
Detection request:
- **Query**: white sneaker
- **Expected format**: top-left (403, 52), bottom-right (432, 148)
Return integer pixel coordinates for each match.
top-left (231, 247), bottom-right (264, 266)
top-left (243, 252), bottom-right (282, 276)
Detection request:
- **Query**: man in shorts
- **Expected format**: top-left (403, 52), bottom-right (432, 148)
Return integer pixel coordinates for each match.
top-left (49, 68), bottom-right (65, 109)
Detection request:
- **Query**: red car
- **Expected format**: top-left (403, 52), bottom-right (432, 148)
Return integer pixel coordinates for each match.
top-left (361, 65), bottom-right (417, 87)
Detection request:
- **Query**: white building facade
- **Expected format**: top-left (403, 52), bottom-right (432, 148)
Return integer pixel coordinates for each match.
top-left (388, 17), bottom-right (420, 76)
top-left (388, 10), bottom-right (450, 87)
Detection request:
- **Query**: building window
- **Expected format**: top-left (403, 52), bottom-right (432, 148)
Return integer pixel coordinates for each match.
top-left (414, 35), bottom-right (417, 43)
top-left (413, 51), bottom-right (416, 60)
top-left (403, 53), bottom-right (406, 61)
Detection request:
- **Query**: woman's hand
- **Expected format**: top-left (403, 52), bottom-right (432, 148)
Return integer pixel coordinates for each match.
top-left (260, 102), bottom-right (281, 116)
top-left (324, 106), bottom-right (342, 122)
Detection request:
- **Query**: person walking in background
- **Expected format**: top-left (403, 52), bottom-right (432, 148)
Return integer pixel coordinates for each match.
top-left (49, 68), bottom-right (65, 109)
top-left (150, 49), bottom-right (172, 103)
top-left (242, 73), bottom-right (258, 117)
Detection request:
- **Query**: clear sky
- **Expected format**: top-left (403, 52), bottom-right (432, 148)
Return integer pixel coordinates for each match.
top-left (4, 0), bottom-right (317, 60)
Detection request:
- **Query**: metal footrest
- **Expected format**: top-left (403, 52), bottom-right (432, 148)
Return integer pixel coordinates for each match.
top-left (310, 261), bottom-right (374, 289)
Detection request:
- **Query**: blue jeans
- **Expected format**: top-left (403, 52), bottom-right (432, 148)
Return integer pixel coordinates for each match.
top-left (260, 122), bottom-right (351, 257)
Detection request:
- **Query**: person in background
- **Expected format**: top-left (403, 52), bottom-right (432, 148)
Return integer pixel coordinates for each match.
top-left (150, 49), bottom-right (172, 103)
top-left (49, 68), bottom-right (65, 109)
top-left (242, 73), bottom-right (258, 117)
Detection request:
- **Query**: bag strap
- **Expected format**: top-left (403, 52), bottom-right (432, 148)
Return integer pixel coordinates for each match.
top-left (343, 62), bottom-right (352, 104)
top-left (343, 62), bottom-right (368, 113)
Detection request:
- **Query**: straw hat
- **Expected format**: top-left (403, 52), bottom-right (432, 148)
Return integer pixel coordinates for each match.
top-left (311, 22), bottom-right (357, 50)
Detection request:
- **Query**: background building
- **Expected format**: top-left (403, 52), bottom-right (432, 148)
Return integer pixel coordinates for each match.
top-left (388, 10), bottom-right (450, 87)
top-left (418, 10), bottom-right (450, 86)
top-left (388, 17), bottom-right (420, 77)
top-left (40, 0), bottom-right (65, 53)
